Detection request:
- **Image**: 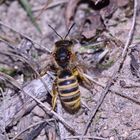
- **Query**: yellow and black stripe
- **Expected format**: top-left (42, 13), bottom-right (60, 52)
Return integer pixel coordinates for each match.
top-left (57, 69), bottom-right (81, 113)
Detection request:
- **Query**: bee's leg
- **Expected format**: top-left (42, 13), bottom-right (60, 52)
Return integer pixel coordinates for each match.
top-left (73, 66), bottom-right (91, 86)
top-left (72, 67), bottom-right (93, 93)
top-left (51, 81), bottom-right (58, 110)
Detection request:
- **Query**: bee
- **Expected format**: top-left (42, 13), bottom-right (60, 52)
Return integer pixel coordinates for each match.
top-left (53, 39), bottom-right (73, 69)
top-left (48, 24), bottom-right (91, 113)
top-left (52, 69), bottom-right (81, 113)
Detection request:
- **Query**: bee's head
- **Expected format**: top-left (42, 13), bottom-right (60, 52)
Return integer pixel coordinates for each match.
top-left (55, 40), bottom-right (73, 48)
top-left (53, 40), bottom-right (73, 68)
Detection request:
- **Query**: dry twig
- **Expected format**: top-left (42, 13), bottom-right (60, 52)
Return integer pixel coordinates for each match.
top-left (0, 88), bottom-right (9, 140)
top-left (122, 0), bottom-right (137, 58)
top-left (57, 99), bottom-right (67, 139)
top-left (0, 49), bottom-right (50, 95)
top-left (84, 74), bottom-right (140, 106)
top-left (82, 0), bottom-right (138, 135)
top-left (35, 0), bottom-right (54, 19)
top-left (0, 72), bottom-right (78, 135)
top-left (83, 73), bottom-right (116, 134)
top-left (64, 135), bottom-right (106, 140)
top-left (0, 21), bottom-right (51, 53)
top-left (12, 119), bottom-right (54, 140)
top-left (32, 0), bottom-right (67, 12)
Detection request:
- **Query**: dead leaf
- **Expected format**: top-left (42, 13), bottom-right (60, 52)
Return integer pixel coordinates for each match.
top-left (81, 12), bottom-right (105, 38)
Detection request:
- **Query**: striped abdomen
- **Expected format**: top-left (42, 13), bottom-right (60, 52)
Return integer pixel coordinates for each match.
top-left (57, 69), bottom-right (80, 113)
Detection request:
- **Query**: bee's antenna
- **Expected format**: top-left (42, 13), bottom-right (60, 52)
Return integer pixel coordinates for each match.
top-left (64, 23), bottom-right (75, 39)
top-left (48, 24), bottom-right (63, 40)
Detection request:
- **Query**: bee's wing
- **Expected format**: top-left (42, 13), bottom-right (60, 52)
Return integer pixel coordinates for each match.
top-left (72, 43), bottom-right (102, 70)
top-left (73, 38), bottom-right (123, 75)
top-left (37, 53), bottom-right (54, 76)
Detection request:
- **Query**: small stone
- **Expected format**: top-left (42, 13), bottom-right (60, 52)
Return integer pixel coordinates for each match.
top-left (13, 126), bottom-right (17, 131)
top-left (110, 137), bottom-right (115, 140)
top-left (103, 126), bottom-right (108, 130)
top-left (120, 80), bottom-right (126, 87)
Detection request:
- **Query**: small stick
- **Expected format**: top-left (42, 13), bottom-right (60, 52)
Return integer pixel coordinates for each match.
top-left (32, 0), bottom-right (67, 12)
top-left (83, 74), bottom-right (116, 134)
top-left (0, 72), bottom-right (79, 135)
top-left (84, 73), bottom-right (140, 106)
top-left (82, 0), bottom-right (138, 135)
top-left (122, 0), bottom-right (137, 58)
top-left (0, 21), bottom-right (51, 53)
top-left (81, 100), bottom-right (91, 111)
top-left (64, 135), bottom-right (106, 140)
top-left (12, 119), bottom-right (54, 140)
top-left (0, 50), bottom-right (50, 94)
top-left (57, 99), bottom-right (67, 139)
top-left (83, 73), bottom-right (105, 87)
top-left (0, 88), bottom-right (10, 140)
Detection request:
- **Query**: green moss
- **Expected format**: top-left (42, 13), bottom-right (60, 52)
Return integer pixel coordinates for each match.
top-left (0, 67), bottom-right (17, 77)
